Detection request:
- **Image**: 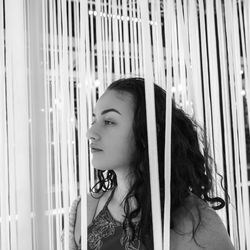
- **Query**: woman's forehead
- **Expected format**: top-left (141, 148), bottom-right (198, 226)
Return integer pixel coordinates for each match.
top-left (94, 90), bottom-right (135, 115)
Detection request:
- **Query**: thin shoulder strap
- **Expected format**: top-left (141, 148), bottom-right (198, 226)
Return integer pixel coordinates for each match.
top-left (87, 194), bottom-right (100, 226)
top-left (88, 188), bottom-right (116, 224)
top-left (103, 187), bottom-right (116, 209)
top-left (77, 189), bottom-right (116, 247)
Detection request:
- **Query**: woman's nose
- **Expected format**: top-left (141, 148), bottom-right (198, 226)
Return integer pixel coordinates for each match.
top-left (86, 125), bottom-right (100, 141)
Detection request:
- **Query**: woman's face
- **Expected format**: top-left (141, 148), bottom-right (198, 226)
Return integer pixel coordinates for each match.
top-left (86, 90), bottom-right (136, 171)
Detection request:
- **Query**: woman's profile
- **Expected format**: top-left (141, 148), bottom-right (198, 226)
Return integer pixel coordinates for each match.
top-left (63, 78), bottom-right (235, 250)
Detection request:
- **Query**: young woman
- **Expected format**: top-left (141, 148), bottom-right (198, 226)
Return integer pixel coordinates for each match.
top-left (65, 78), bottom-right (235, 250)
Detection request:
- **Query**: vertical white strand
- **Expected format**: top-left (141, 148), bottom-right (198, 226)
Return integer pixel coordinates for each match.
top-left (107, 0), bottom-right (113, 83)
top-left (171, 2), bottom-right (180, 107)
top-left (113, 0), bottom-right (120, 78)
top-left (188, 0), bottom-right (204, 127)
top-left (139, 1), bottom-right (163, 249)
top-left (5, 0), bottom-right (18, 248)
top-left (89, 4), bottom-right (95, 82)
top-left (88, 3), bottom-right (97, 190)
top-left (215, 0), bottom-right (238, 245)
top-left (197, 0), bottom-right (212, 143)
top-left (175, 0), bottom-right (193, 115)
top-left (64, 0), bottom-right (76, 202)
top-left (153, 0), bottom-right (165, 87)
top-left (75, 1), bottom-right (84, 198)
top-left (183, 1), bottom-right (193, 115)
top-left (197, 1), bottom-right (217, 203)
top-left (54, 0), bottom-right (63, 247)
top-left (163, 1), bottom-right (173, 249)
top-left (224, 1), bottom-right (245, 248)
top-left (86, 0), bottom-right (92, 194)
top-left (137, 9), bottom-right (143, 76)
top-left (240, 0), bottom-right (250, 164)
top-left (55, 1), bottom-right (64, 249)
top-left (67, 0), bottom-right (78, 203)
top-left (244, 0), bottom-right (250, 133)
top-left (60, 0), bottom-right (70, 249)
top-left (28, 0), bottom-right (50, 249)
top-left (43, 1), bottom-right (54, 248)
top-left (232, 1), bottom-right (250, 248)
top-left (238, 0), bottom-right (248, 98)
top-left (103, 2), bottom-right (110, 82)
top-left (132, 1), bottom-right (139, 76)
top-left (79, 0), bottom-right (89, 249)
top-left (96, 0), bottom-right (104, 89)
top-left (0, 1), bottom-right (10, 249)
top-left (118, 1), bottom-right (124, 76)
top-left (129, 3), bottom-right (135, 74)
top-left (88, 84), bottom-right (96, 190)
top-left (100, 3), bottom-right (108, 84)
top-left (176, 0), bottom-right (187, 108)
top-left (206, 1), bottom-right (225, 209)
top-left (6, 0), bottom-right (33, 248)
top-left (151, 1), bottom-right (158, 83)
top-left (50, 0), bottom-right (60, 247)
top-left (122, 0), bottom-right (130, 75)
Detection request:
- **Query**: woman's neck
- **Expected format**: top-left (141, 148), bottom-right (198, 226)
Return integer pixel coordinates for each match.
top-left (112, 168), bottom-right (141, 222)
top-left (113, 168), bottom-right (134, 206)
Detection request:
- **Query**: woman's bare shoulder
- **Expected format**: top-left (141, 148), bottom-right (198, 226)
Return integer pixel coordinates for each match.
top-left (171, 194), bottom-right (235, 250)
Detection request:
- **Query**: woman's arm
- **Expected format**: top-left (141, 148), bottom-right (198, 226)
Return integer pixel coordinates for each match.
top-left (61, 197), bottom-right (81, 250)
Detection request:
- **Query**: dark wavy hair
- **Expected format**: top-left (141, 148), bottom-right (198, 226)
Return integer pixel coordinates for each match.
top-left (90, 77), bottom-right (226, 249)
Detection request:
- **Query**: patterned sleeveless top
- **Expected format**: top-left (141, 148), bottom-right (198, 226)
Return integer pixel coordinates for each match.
top-left (63, 188), bottom-right (146, 250)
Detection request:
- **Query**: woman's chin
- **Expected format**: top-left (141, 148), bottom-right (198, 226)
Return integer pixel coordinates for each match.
top-left (92, 163), bottom-right (113, 171)
top-left (91, 161), bottom-right (108, 171)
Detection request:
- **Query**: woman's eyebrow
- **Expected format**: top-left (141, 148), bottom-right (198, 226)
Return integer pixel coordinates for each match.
top-left (92, 108), bottom-right (122, 117)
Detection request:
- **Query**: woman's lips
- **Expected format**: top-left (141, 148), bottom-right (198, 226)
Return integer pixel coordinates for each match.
top-left (91, 148), bottom-right (103, 153)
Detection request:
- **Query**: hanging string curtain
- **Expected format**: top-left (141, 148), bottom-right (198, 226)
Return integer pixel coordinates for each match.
top-left (43, 0), bottom-right (250, 249)
top-left (0, 0), bottom-right (33, 250)
top-left (0, 0), bottom-right (250, 250)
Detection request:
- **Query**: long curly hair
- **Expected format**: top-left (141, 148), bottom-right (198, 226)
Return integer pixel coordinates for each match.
top-left (90, 77), bottom-right (226, 249)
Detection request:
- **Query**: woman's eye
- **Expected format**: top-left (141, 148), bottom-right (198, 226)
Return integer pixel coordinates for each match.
top-left (104, 120), bottom-right (113, 125)
top-left (90, 120), bottom-right (114, 126)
